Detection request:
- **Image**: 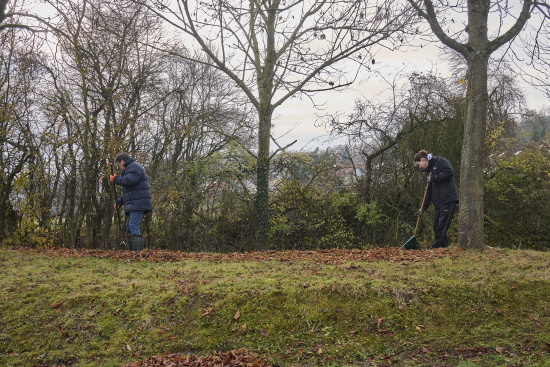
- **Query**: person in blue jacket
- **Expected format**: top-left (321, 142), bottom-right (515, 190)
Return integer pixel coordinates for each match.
top-left (414, 150), bottom-right (459, 248)
top-left (110, 153), bottom-right (152, 251)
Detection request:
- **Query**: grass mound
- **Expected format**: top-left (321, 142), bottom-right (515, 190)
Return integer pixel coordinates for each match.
top-left (0, 247), bottom-right (548, 366)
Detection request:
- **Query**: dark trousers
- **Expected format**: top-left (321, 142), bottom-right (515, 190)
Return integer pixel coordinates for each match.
top-left (432, 201), bottom-right (457, 248)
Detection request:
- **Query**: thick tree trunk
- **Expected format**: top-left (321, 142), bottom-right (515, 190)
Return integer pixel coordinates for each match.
top-left (254, 109), bottom-right (271, 251)
top-left (458, 0), bottom-right (489, 249)
top-left (252, 2), bottom-right (277, 252)
top-left (459, 55), bottom-right (488, 249)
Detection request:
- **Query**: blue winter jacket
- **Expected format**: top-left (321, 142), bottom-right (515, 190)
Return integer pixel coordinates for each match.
top-left (114, 157), bottom-right (153, 213)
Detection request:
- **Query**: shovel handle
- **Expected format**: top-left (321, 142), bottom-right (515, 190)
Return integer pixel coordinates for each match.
top-left (414, 173), bottom-right (431, 236)
top-left (110, 163), bottom-right (125, 246)
top-left (110, 163), bottom-right (119, 202)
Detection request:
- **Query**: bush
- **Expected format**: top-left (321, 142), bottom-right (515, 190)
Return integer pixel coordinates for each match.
top-left (269, 180), bottom-right (360, 250)
top-left (1, 222), bottom-right (61, 248)
top-left (485, 147), bottom-right (550, 250)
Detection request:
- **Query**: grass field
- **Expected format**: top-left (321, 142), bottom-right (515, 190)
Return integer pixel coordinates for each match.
top-left (0, 247), bottom-right (548, 366)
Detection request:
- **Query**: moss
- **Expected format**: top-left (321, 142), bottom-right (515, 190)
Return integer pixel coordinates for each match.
top-left (0, 248), bottom-right (549, 366)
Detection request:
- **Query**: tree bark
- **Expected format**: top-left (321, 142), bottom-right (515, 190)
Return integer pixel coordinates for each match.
top-left (254, 111), bottom-right (271, 251)
top-left (457, 0), bottom-right (490, 249)
top-left (459, 55), bottom-right (488, 249)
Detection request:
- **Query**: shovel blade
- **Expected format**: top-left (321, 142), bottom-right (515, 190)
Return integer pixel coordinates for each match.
top-left (402, 235), bottom-right (420, 250)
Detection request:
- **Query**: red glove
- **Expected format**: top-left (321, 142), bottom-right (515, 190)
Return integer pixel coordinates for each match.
top-left (110, 174), bottom-right (116, 182)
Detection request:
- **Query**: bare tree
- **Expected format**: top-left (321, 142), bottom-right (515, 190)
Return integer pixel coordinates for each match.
top-left (407, 0), bottom-right (544, 249)
top-left (40, 0), bottom-right (173, 248)
top-left (0, 28), bottom-right (50, 241)
top-left (330, 70), bottom-right (464, 199)
top-left (141, 0), bottom-right (419, 249)
top-left (145, 52), bottom-right (255, 251)
top-left (521, 3), bottom-right (550, 99)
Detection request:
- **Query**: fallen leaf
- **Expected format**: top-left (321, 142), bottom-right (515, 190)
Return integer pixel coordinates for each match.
top-left (377, 317), bottom-right (384, 329)
top-left (241, 323), bottom-right (247, 334)
top-left (123, 347), bottom-right (275, 366)
top-left (234, 309), bottom-right (240, 320)
top-left (259, 328), bottom-right (268, 337)
top-left (201, 306), bottom-right (213, 317)
top-left (50, 302), bottom-right (63, 309)
top-left (23, 246), bottom-right (460, 265)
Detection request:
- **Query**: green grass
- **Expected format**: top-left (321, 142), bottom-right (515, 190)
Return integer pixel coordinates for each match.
top-left (0, 248), bottom-right (549, 366)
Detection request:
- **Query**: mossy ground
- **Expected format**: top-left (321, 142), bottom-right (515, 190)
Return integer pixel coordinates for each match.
top-left (0, 248), bottom-right (548, 366)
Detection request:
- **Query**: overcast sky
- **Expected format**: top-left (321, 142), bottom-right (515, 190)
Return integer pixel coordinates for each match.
top-left (271, 41), bottom-right (548, 151)
top-left (27, 0), bottom-right (547, 151)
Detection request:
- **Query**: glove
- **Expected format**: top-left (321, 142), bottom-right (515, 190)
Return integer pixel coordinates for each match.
top-left (426, 174), bottom-right (438, 183)
top-left (110, 174), bottom-right (116, 182)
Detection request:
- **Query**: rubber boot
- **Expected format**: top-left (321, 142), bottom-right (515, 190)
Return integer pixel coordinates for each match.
top-left (126, 236), bottom-right (133, 251)
top-left (129, 234), bottom-right (144, 252)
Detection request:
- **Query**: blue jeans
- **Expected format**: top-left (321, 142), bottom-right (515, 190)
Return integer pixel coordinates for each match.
top-left (125, 211), bottom-right (144, 235)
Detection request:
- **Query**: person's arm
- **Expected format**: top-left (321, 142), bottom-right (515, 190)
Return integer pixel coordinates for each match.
top-left (114, 166), bottom-right (141, 187)
top-left (432, 158), bottom-right (454, 182)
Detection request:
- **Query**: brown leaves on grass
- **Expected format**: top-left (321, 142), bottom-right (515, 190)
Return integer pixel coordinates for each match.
top-left (17, 246), bottom-right (457, 366)
top-left (17, 246), bottom-right (460, 264)
top-left (124, 348), bottom-right (272, 367)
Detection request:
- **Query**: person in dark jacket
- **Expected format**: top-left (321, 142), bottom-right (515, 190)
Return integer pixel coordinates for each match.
top-left (110, 153), bottom-right (152, 251)
top-left (414, 150), bottom-right (458, 248)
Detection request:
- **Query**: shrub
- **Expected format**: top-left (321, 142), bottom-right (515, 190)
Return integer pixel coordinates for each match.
top-left (485, 147), bottom-right (550, 250)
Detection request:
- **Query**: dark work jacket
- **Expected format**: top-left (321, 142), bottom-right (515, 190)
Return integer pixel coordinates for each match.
top-left (114, 158), bottom-right (153, 213)
top-left (422, 156), bottom-right (459, 210)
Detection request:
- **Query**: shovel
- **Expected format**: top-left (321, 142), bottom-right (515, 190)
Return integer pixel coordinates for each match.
top-left (402, 174), bottom-right (430, 250)
top-left (110, 163), bottom-right (127, 249)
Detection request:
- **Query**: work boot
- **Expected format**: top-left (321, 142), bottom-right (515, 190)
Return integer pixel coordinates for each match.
top-left (129, 234), bottom-right (144, 252)
top-left (126, 236), bottom-right (133, 251)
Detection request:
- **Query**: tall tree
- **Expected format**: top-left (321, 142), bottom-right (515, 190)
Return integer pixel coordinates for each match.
top-left (42, 0), bottom-right (172, 247)
top-left (142, 0), bottom-right (418, 249)
top-left (407, 0), bottom-right (541, 249)
top-left (0, 30), bottom-right (44, 240)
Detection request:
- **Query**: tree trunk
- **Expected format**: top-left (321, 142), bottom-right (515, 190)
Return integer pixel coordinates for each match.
top-left (459, 55), bottom-right (488, 249)
top-left (458, 0), bottom-right (489, 249)
top-left (254, 108), bottom-right (271, 251)
top-left (252, 0), bottom-right (277, 251)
